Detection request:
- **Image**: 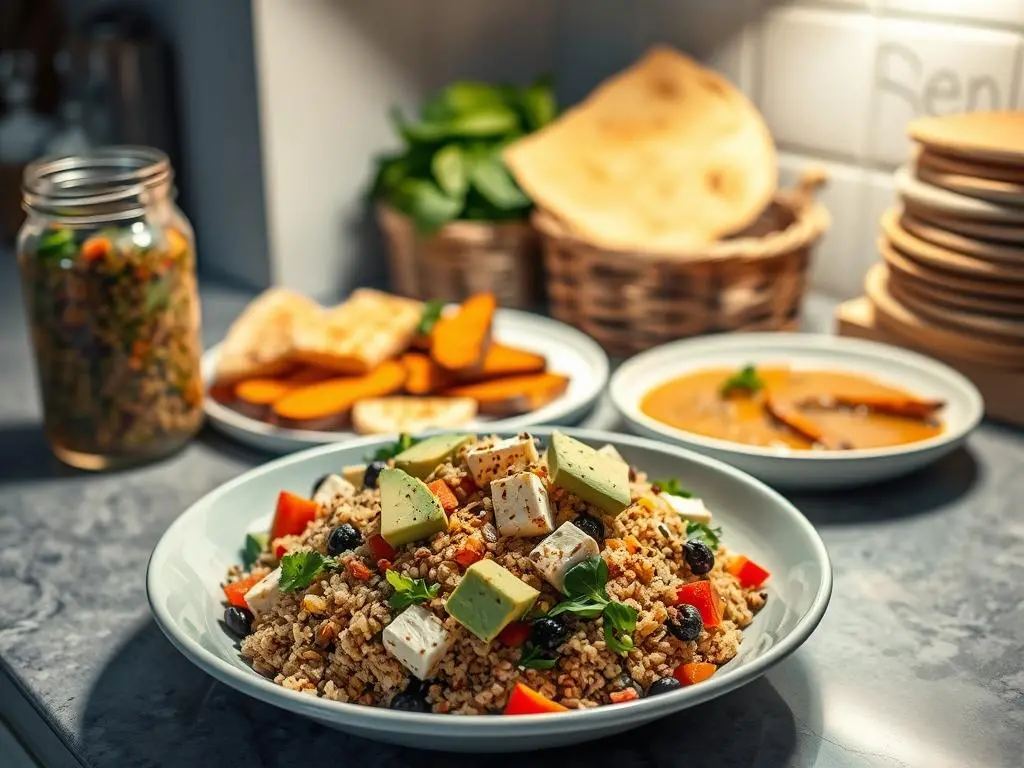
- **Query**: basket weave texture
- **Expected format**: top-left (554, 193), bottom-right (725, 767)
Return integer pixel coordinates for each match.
top-left (536, 171), bottom-right (830, 356)
top-left (378, 205), bottom-right (542, 308)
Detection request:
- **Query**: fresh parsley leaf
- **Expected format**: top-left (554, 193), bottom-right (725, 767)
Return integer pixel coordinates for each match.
top-left (386, 570), bottom-right (440, 611)
top-left (279, 551), bottom-right (337, 592)
top-left (602, 601), bottom-right (638, 657)
top-left (368, 433), bottom-right (420, 462)
top-left (518, 644), bottom-right (557, 670)
top-left (604, 622), bottom-right (635, 656)
top-left (720, 364), bottom-right (764, 397)
top-left (417, 300), bottom-right (444, 335)
top-left (242, 531), bottom-right (269, 569)
top-left (548, 556), bottom-right (637, 655)
top-left (653, 478), bottom-right (693, 498)
top-left (562, 556), bottom-right (610, 605)
top-left (546, 597), bottom-right (606, 620)
top-left (686, 522), bottom-right (723, 551)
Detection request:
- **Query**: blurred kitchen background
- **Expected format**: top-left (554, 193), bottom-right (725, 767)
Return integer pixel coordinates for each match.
top-left (2, 0), bottom-right (1023, 302)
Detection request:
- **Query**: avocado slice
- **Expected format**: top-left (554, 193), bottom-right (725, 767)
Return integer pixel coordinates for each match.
top-left (547, 431), bottom-right (631, 514)
top-left (379, 468), bottom-right (449, 547)
top-left (394, 433), bottom-right (474, 479)
top-left (445, 559), bottom-right (539, 642)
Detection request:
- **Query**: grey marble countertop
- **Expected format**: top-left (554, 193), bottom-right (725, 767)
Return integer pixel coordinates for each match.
top-left (0, 261), bottom-right (1021, 768)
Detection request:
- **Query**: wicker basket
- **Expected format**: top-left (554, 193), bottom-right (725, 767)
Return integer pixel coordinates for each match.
top-left (537, 170), bottom-right (830, 356)
top-left (378, 205), bottom-right (543, 308)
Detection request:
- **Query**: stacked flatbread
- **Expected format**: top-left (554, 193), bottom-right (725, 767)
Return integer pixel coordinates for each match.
top-left (504, 46), bottom-right (777, 251)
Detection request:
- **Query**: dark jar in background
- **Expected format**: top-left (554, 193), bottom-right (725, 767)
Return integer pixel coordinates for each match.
top-left (17, 146), bottom-right (203, 470)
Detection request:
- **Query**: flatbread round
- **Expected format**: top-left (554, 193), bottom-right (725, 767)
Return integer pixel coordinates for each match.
top-left (909, 112), bottom-right (1024, 167)
top-left (504, 46), bottom-right (777, 251)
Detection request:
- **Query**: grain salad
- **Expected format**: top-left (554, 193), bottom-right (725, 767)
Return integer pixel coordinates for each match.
top-left (219, 432), bottom-right (770, 715)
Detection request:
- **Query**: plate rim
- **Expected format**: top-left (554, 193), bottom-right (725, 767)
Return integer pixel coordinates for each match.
top-left (147, 427), bottom-right (832, 736)
top-left (609, 332), bottom-right (984, 462)
top-left (202, 307), bottom-right (610, 450)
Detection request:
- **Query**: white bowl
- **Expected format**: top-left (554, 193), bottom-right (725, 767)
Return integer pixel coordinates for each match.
top-left (147, 428), bottom-right (831, 752)
top-left (610, 333), bottom-right (984, 490)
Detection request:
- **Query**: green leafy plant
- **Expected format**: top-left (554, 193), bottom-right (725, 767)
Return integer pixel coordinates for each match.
top-left (385, 570), bottom-right (441, 611)
top-left (547, 557), bottom-right (638, 657)
top-left (241, 532), bottom-right (269, 569)
top-left (371, 78), bottom-right (556, 233)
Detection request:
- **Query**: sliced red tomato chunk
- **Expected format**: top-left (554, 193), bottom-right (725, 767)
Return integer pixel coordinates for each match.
top-left (726, 555), bottom-right (771, 588)
top-left (497, 621), bottom-right (532, 648)
top-left (367, 534), bottom-right (396, 561)
top-left (270, 491), bottom-right (318, 542)
top-left (504, 682), bottom-right (567, 714)
top-left (675, 579), bottom-right (723, 627)
top-left (223, 573), bottom-right (262, 609)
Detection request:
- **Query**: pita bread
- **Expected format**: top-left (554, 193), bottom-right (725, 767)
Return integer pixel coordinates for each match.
top-left (214, 288), bottom-right (323, 385)
top-left (350, 396), bottom-right (477, 435)
top-left (503, 46), bottom-right (776, 250)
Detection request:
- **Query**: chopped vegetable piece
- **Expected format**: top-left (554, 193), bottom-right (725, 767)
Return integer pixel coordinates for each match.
top-left (242, 532), bottom-right (269, 568)
top-left (380, 468), bottom-right (449, 547)
top-left (401, 352), bottom-right (453, 395)
top-left (497, 621), bottom-right (532, 647)
top-left (764, 397), bottom-right (849, 450)
top-left (726, 555), bottom-right (771, 588)
top-left (347, 559), bottom-right (372, 581)
top-left (445, 559), bottom-right (539, 642)
top-left (610, 688), bottom-right (640, 704)
top-left (653, 477), bottom-right (693, 498)
top-left (427, 479), bottom-right (459, 513)
top-left (386, 569), bottom-right (441, 611)
top-left (686, 521), bottom-right (723, 551)
top-left (453, 537), bottom-right (486, 568)
top-left (368, 534), bottom-right (396, 561)
top-left (279, 551), bottom-right (337, 592)
top-left (272, 361), bottom-right (407, 425)
top-left (430, 292), bottom-right (496, 371)
top-left (720, 364), bottom-right (764, 396)
top-left (270, 491), bottom-right (319, 542)
top-left (675, 580), bottom-right (723, 627)
top-left (504, 682), bottom-right (568, 714)
top-left (801, 393), bottom-right (944, 420)
top-left (223, 573), bottom-right (263, 609)
top-left (673, 661), bottom-right (717, 686)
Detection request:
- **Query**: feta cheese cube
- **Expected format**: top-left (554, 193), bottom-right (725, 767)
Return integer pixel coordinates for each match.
top-left (243, 567), bottom-right (281, 619)
top-left (490, 472), bottom-right (555, 538)
top-left (528, 521), bottom-right (600, 594)
top-left (313, 474), bottom-right (356, 505)
top-left (663, 493), bottom-right (712, 524)
top-left (465, 436), bottom-right (539, 486)
top-left (382, 604), bottom-right (454, 680)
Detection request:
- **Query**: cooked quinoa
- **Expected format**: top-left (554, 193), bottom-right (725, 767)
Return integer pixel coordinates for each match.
top-left (228, 434), bottom-right (767, 714)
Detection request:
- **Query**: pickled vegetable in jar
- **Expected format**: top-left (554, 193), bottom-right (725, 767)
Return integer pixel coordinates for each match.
top-left (17, 147), bottom-right (204, 470)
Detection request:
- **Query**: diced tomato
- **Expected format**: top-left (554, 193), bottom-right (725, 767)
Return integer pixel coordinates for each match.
top-left (504, 682), bottom-right (568, 715)
top-left (81, 236), bottom-right (111, 262)
top-left (274, 543), bottom-right (288, 559)
top-left (453, 537), bottom-right (485, 569)
top-left (270, 491), bottom-right (318, 542)
top-left (675, 579), bottom-right (723, 627)
top-left (223, 573), bottom-right (262, 609)
top-left (347, 559), bottom-right (372, 581)
top-left (497, 621), bottom-right (532, 648)
top-left (673, 662), bottom-right (717, 686)
top-left (376, 558), bottom-right (392, 572)
top-left (208, 384), bottom-right (236, 404)
top-left (609, 688), bottom-right (640, 704)
top-left (726, 555), bottom-right (771, 588)
top-left (368, 534), bottom-right (396, 561)
top-left (427, 479), bottom-right (459, 513)
top-left (457, 475), bottom-right (478, 497)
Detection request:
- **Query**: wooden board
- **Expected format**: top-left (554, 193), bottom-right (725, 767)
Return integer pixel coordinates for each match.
top-left (904, 202), bottom-right (1024, 243)
top-left (909, 111), bottom-right (1024, 168)
top-left (878, 238), bottom-right (1024, 300)
top-left (864, 264), bottom-right (1024, 368)
top-left (836, 296), bottom-right (1024, 426)
top-left (895, 167), bottom-right (1024, 223)
top-left (886, 262), bottom-right (1024, 318)
top-left (900, 210), bottom-right (1024, 264)
top-left (917, 148), bottom-right (1024, 184)
top-left (914, 161), bottom-right (1024, 205)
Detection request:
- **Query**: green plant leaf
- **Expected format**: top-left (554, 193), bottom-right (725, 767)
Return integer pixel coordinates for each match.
top-left (518, 644), bottom-right (558, 670)
top-left (448, 105), bottom-right (520, 137)
top-left (562, 556), bottom-right (609, 603)
top-left (545, 597), bottom-right (606, 620)
top-left (36, 228), bottom-right (78, 263)
top-left (242, 532), bottom-right (269, 569)
top-left (517, 81), bottom-right (556, 131)
top-left (425, 81), bottom-right (508, 121)
top-left (279, 551), bottom-right (337, 592)
top-left (601, 601), bottom-right (637, 656)
top-left (468, 152), bottom-right (530, 211)
top-left (416, 300), bottom-right (445, 335)
top-left (653, 478), bottom-right (693, 498)
top-left (431, 145), bottom-right (468, 200)
top-left (393, 179), bottom-right (463, 233)
top-left (386, 569), bottom-right (441, 611)
top-left (686, 522), bottom-right (723, 551)
top-left (367, 433), bottom-right (420, 462)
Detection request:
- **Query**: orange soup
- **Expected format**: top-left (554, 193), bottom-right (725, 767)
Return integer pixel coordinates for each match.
top-left (640, 366), bottom-right (944, 451)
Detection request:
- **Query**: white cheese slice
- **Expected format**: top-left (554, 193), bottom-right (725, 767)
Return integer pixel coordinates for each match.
top-left (382, 604), bottom-right (454, 680)
top-left (663, 493), bottom-right (712, 524)
top-left (491, 472), bottom-right (555, 538)
top-left (313, 474), bottom-right (357, 505)
top-left (243, 567), bottom-right (281, 619)
top-left (465, 436), bottom-right (539, 486)
top-left (528, 521), bottom-right (600, 594)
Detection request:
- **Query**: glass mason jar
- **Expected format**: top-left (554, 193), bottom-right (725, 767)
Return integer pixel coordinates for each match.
top-left (17, 147), bottom-right (204, 470)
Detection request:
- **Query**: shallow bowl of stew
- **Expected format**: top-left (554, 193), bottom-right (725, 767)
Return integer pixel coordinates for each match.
top-left (609, 333), bottom-right (983, 490)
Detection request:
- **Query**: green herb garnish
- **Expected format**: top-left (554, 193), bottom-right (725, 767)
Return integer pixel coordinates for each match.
top-left (386, 570), bottom-right (441, 611)
top-left (686, 522), bottom-right (723, 551)
top-left (279, 551), bottom-right (338, 592)
top-left (546, 557), bottom-right (638, 657)
top-left (242, 531), bottom-right (270, 569)
top-left (653, 477), bottom-right (693, 498)
top-left (417, 300), bottom-right (445, 335)
top-left (721, 364), bottom-right (764, 397)
top-left (367, 433), bottom-right (419, 462)
top-left (35, 228), bottom-right (78, 263)
top-left (518, 643), bottom-right (557, 670)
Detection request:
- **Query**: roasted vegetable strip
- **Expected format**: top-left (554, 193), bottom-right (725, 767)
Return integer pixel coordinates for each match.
top-left (763, 397), bottom-right (850, 450)
top-left (800, 393), bottom-right (944, 420)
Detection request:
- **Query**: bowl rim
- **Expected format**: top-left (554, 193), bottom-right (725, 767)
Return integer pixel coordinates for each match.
top-left (147, 427), bottom-right (832, 735)
top-left (609, 332), bottom-right (984, 463)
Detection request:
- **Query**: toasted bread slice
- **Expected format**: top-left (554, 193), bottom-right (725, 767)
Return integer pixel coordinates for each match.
top-left (291, 289), bottom-right (423, 375)
top-left (214, 288), bottom-right (323, 385)
top-left (350, 396), bottom-right (478, 435)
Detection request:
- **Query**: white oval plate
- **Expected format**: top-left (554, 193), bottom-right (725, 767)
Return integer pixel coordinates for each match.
top-left (203, 308), bottom-right (609, 454)
top-left (610, 333), bottom-right (983, 490)
top-left (147, 427), bottom-right (831, 752)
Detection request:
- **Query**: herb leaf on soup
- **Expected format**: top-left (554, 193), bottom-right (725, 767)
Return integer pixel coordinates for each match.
top-left (720, 364), bottom-right (764, 397)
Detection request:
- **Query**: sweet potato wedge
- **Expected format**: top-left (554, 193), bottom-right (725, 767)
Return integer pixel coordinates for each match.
top-left (401, 352), bottom-right (454, 395)
top-left (443, 372), bottom-right (570, 416)
top-left (454, 343), bottom-right (547, 382)
top-left (430, 293), bottom-right (496, 372)
top-left (271, 360), bottom-right (406, 428)
top-left (802, 393), bottom-right (944, 420)
top-left (764, 397), bottom-right (850, 450)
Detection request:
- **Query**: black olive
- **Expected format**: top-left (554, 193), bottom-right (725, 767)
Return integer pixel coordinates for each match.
top-left (389, 692), bottom-right (430, 712)
top-left (311, 474), bottom-right (330, 497)
top-left (363, 460), bottom-right (388, 489)
top-left (572, 514), bottom-right (604, 543)
top-left (684, 540), bottom-right (715, 575)
top-left (666, 603), bottom-right (704, 642)
top-left (327, 524), bottom-right (362, 555)
top-left (224, 606), bottom-right (253, 638)
top-left (647, 677), bottom-right (682, 696)
top-left (530, 617), bottom-right (571, 651)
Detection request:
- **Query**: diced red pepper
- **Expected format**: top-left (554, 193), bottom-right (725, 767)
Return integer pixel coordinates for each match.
top-left (675, 579), bottom-right (723, 627)
top-left (376, 558), bottom-right (392, 572)
top-left (453, 537), bottom-right (486, 569)
top-left (81, 236), bottom-right (111, 262)
top-left (223, 573), bottom-right (262, 609)
top-left (497, 621), bottom-right (532, 648)
top-left (368, 534), bottom-right (396, 561)
top-left (457, 475), bottom-right (478, 497)
top-left (427, 479), bottom-right (459, 513)
top-left (504, 682), bottom-right (568, 715)
top-left (726, 555), bottom-right (771, 588)
top-left (274, 543), bottom-right (288, 559)
top-left (270, 491), bottom-right (318, 542)
top-left (347, 559), bottom-right (372, 581)
top-left (609, 688), bottom-right (640, 704)
top-left (673, 662), bottom-right (717, 686)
